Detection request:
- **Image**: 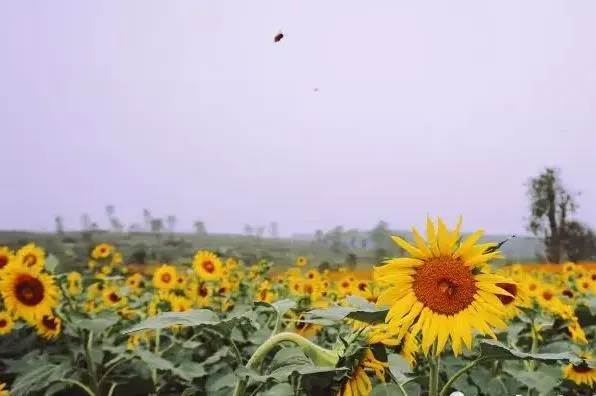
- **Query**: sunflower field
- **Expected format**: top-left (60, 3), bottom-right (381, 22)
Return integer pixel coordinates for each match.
top-left (0, 217), bottom-right (594, 396)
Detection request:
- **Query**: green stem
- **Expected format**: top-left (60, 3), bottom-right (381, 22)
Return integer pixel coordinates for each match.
top-left (57, 378), bottom-right (96, 396)
top-left (107, 383), bottom-right (118, 396)
top-left (439, 357), bottom-right (486, 396)
top-left (83, 330), bottom-right (100, 395)
top-left (151, 329), bottom-right (161, 386)
top-left (232, 332), bottom-right (339, 396)
top-left (428, 345), bottom-right (441, 396)
top-left (98, 356), bottom-right (134, 386)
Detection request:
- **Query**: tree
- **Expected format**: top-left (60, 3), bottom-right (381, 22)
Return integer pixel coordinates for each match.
top-left (346, 253), bottom-right (358, 270)
top-left (369, 221), bottom-right (390, 249)
top-left (54, 215), bottom-right (64, 236)
top-left (166, 215), bottom-right (177, 232)
top-left (526, 168), bottom-right (579, 263)
top-left (328, 226), bottom-right (345, 254)
top-left (561, 221), bottom-right (596, 262)
top-left (194, 221), bottom-right (207, 235)
top-left (150, 218), bottom-right (163, 234)
top-left (314, 229), bottom-right (324, 245)
top-left (270, 222), bottom-right (279, 238)
top-left (105, 205), bottom-right (115, 219)
top-left (244, 224), bottom-right (253, 236)
top-left (81, 213), bottom-right (92, 230)
top-left (143, 209), bottom-right (152, 231)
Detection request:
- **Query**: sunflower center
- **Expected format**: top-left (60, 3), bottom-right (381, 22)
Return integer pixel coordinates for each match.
top-left (14, 275), bottom-right (45, 306)
top-left (0, 319), bottom-right (7, 328)
top-left (412, 256), bottom-right (477, 315)
top-left (109, 292), bottom-right (121, 303)
top-left (161, 273), bottom-right (172, 283)
top-left (295, 320), bottom-right (308, 330)
top-left (341, 281), bottom-right (349, 288)
top-left (304, 284), bottom-right (314, 294)
top-left (199, 286), bottom-right (208, 297)
top-left (202, 261), bottom-right (215, 273)
top-left (542, 291), bottom-right (553, 301)
top-left (571, 365), bottom-right (592, 374)
top-left (42, 315), bottom-right (59, 330)
top-left (562, 289), bottom-right (574, 298)
top-left (358, 282), bottom-right (368, 291)
top-left (528, 283), bottom-right (537, 291)
top-left (0, 255), bottom-right (8, 269)
top-left (582, 282), bottom-right (589, 289)
top-left (259, 289), bottom-right (268, 299)
top-left (496, 283), bottom-right (517, 305)
top-left (23, 254), bottom-right (37, 268)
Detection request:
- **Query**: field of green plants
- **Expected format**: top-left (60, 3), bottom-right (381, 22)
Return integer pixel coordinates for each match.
top-left (0, 217), bottom-right (594, 396)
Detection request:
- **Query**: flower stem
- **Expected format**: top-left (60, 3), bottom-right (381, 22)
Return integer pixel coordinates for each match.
top-left (57, 378), bottom-right (96, 396)
top-left (439, 357), bottom-right (486, 396)
top-left (232, 332), bottom-right (339, 396)
top-left (428, 345), bottom-right (441, 396)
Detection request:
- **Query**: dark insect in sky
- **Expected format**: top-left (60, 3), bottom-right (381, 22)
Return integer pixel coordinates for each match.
top-left (274, 32), bottom-right (284, 43)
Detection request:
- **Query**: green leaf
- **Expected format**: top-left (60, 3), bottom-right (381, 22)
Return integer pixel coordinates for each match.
top-left (122, 309), bottom-right (220, 334)
top-left (206, 370), bottom-right (237, 393)
top-left (134, 349), bottom-right (175, 371)
top-left (371, 383), bottom-right (403, 396)
top-left (485, 377), bottom-right (509, 396)
top-left (468, 367), bottom-right (492, 389)
top-left (269, 347), bottom-right (312, 373)
top-left (506, 322), bottom-right (526, 345)
top-left (77, 312), bottom-right (120, 333)
top-left (44, 254), bottom-right (59, 273)
top-left (174, 361), bottom-right (208, 381)
top-left (305, 304), bottom-right (388, 324)
top-left (404, 382), bottom-right (421, 396)
top-left (10, 364), bottom-right (62, 396)
top-left (345, 295), bottom-right (376, 310)
top-left (479, 339), bottom-right (583, 364)
top-left (263, 383), bottom-right (294, 396)
top-left (503, 368), bottom-right (560, 394)
top-left (255, 299), bottom-right (296, 317)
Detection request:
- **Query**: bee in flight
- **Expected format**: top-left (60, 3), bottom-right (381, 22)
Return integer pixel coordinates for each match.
top-left (273, 31), bottom-right (284, 43)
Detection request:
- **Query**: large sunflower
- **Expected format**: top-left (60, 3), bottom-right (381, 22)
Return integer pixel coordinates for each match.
top-left (0, 311), bottom-right (15, 335)
top-left (153, 265), bottom-right (177, 290)
top-left (193, 251), bottom-right (223, 281)
top-left (375, 216), bottom-right (512, 356)
top-left (0, 267), bottom-right (59, 324)
top-left (14, 243), bottom-right (45, 274)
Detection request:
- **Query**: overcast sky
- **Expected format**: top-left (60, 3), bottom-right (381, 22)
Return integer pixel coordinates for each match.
top-left (1, 1), bottom-right (595, 236)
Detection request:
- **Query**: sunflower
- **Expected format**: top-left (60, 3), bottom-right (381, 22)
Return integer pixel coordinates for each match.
top-left (0, 382), bottom-right (9, 396)
top-left (127, 335), bottom-right (141, 351)
top-left (0, 246), bottom-right (14, 274)
top-left (352, 280), bottom-right (372, 300)
top-left (126, 273), bottom-right (145, 295)
top-left (67, 272), bottom-right (83, 295)
top-left (536, 285), bottom-right (559, 310)
top-left (35, 313), bottom-right (62, 339)
top-left (303, 279), bottom-right (323, 301)
top-left (111, 252), bottom-right (123, 266)
top-left (176, 274), bottom-right (187, 289)
top-left (338, 277), bottom-right (353, 296)
top-left (563, 354), bottom-right (596, 387)
top-left (567, 318), bottom-right (588, 344)
top-left (101, 287), bottom-right (127, 307)
top-left (153, 265), bottom-right (177, 290)
top-left (0, 267), bottom-right (59, 324)
top-left (14, 243), bottom-right (45, 274)
top-left (91, 243), bottom-right (113, 260)
top-left (494, 281), bottom-right (529, 319)
top-left (562, 261), bottom-right (576, 275)
top-left (375, 216), bottom-right (511, 356)
top-left (170, 296), bottom-right (192, 312)
top-left (0, 311), bottom-right (15, 335)
top-left (367, 325), bottom-right (419, 367)
top-left (193, 251), bottom-right (223, 281)
top-left (289, 278), bottom-right (304, 295)
top-left (291, 314), bottom-right (321, 338)
top-left (196, 283), bottom-right (212, 307)
top-left (339, 366), bottom-right (371, 396)
top-left (575, 278), bottom-right (592, 294)
top-left (523, 276), bottom-right (540, 297)
top-left (296, 256), bottom-right (308, 267)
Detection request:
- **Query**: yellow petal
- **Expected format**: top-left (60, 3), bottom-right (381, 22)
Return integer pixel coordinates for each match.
top-left (455, 230), bottom-right (484, 257)
top-left (411, 226), bottom-right (432, 256)
top-left (437, 218), bottom-right (452, 255)
top-left (391, 236), bottom-right (425, 259)
top-left (377, 287), bottom-right (412, 308)
top-left (436, 314), bottom-right (450, 354)
top-left (426, 217), bottom-right (440, 256)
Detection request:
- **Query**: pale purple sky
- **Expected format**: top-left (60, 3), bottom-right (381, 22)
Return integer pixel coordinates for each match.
top-left (1, 1), bottom-right (596, 236)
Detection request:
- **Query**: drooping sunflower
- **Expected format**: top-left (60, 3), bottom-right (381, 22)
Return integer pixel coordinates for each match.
top-left (493, 280), bottom-right (530, 319)
top-left (14, 243), bottom-right (45, 274)
top-left (0, 267), bottom-right (59, 324)
top-left (0, 311), bottom-right (15, 335)
top-left (367, 325), bottom-right (419, 367)
top-left (375, 216), bottom-right (512, 356)
top-left (290, 314), bottom-right (321, 339)
top-left (35, 313), bottom-right (62, 339)
top-left (296, 256), bottom-right (308, 267)
top-left (563, 354), bottom-right (596, 387)
top-left (193, 251), bottom-right (223, 281)
top-left (153, 265), bottom-right (177, 290)
top-left (0, 246), bottom-right (14, 275)
top-left (339, 349), bottom-right (387, 396)
top-left (91, 243), bottom-right (113, 260)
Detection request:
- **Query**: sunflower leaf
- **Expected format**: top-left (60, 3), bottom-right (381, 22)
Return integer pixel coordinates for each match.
top-left (122, 309), bottom-right (220, 334)
top-left (76, 312), bottom-right (120, 334)
top-left (44, 254), bottom-right (60, 273)
top-left (479, 339), bottom-right (583, 364)
top-left (304, 304), bottom-right (388, 324)
top-left (255, 299), bottom-right (296, 317)
top-left (502, 368), bottom-right (560, 394)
